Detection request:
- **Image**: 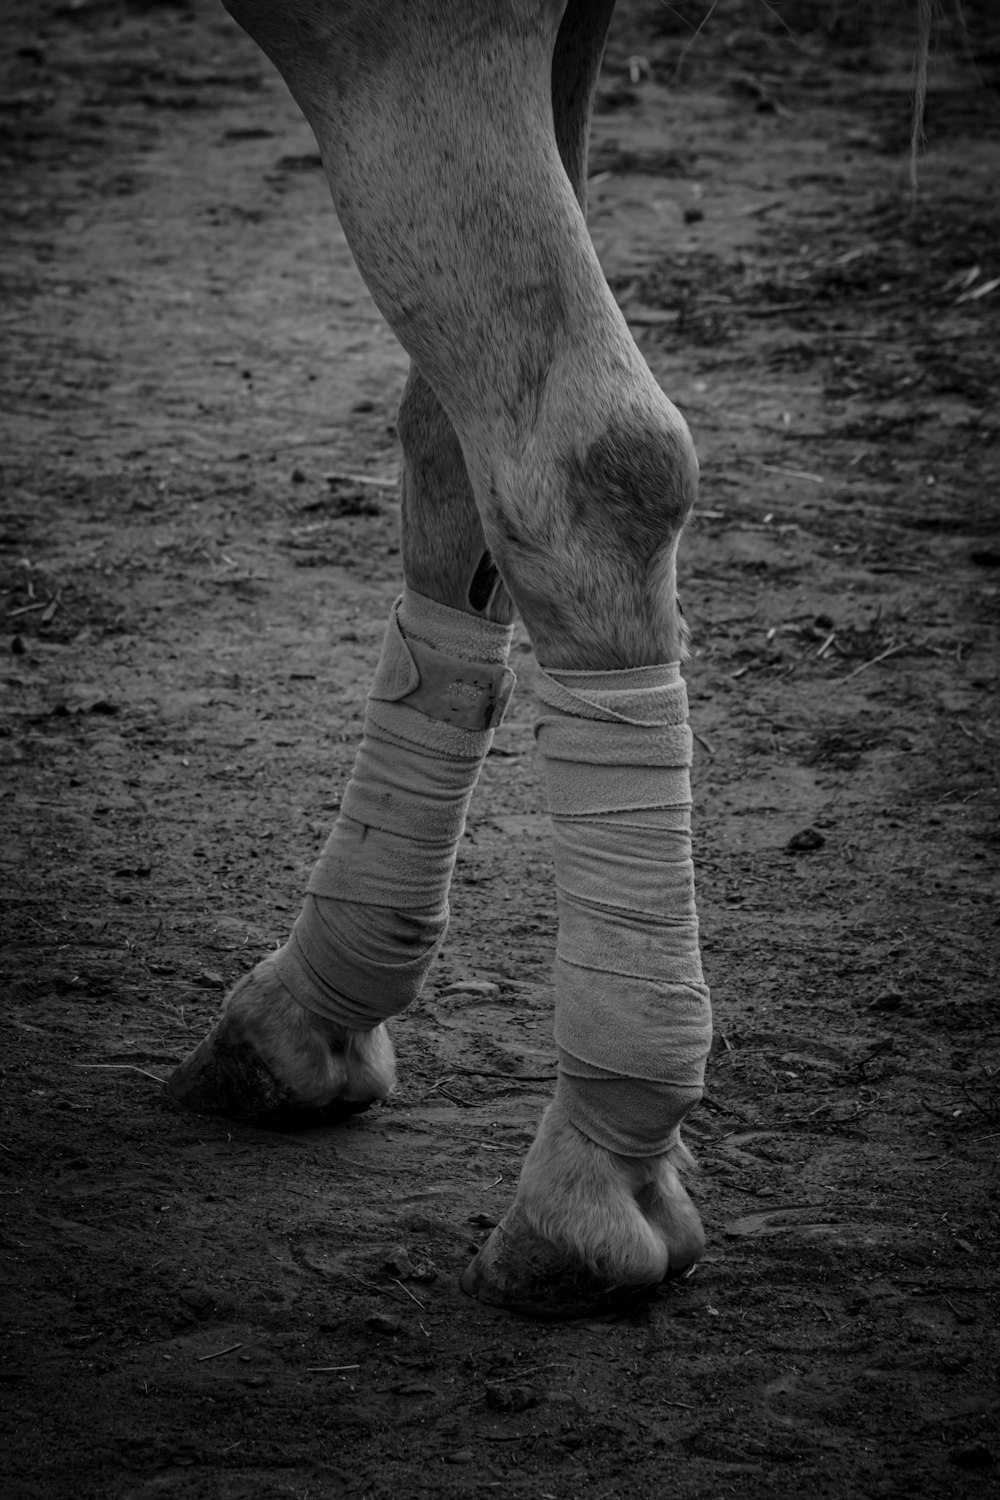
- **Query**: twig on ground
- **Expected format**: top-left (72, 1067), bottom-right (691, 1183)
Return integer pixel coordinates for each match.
top-left (74, 1063), bottom-right (165, 1083)
top-left (706, 1175), bottom-right (760, 1196)
top-left (743, 302), bottom-right (814, 317)
top-left (450, 1069), bottom-right (555, 1082)
top-left (700, 1094), bottom-right (752, 1120)
top-left (840, 641), bottom-right (907, 681)
top-left (391, 1279), bottom-right (426, 1310)
top-left (920, 1097), bottom-right (952, 1119)
top-left (7, 599), bottom-right (53, 617)
top-left (857, 1040), bottom-right (893, 1073)
top-left (422, 1077), bottom-right (477, 1108)
top-left (323, 471), bottom-right (397, 488)
top-left (339, 1271), bottom-right (413, 1308)
top-left (438, 1085), bottom-right (475, 1107)
top-left (960, 1083), bottom-right (998, 1125)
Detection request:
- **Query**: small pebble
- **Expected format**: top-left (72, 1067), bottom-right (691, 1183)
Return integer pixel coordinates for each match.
top-left (383, 1247), bottom-right (414, 1278)
top-left (365, 1314), bottom-right (402, 1337)
top-left (951, 1442), bottom-right (993, 1471)
top-left (785, 827), bottom-right (824, 853)
top-left (195, 970), bottom-right (226, 990)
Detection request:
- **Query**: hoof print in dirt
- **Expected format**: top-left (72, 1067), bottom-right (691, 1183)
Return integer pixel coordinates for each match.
top-left (460, 1203), bottom-right (658, 1322)
top-left (164, 1036), bottom-right (372, 1130)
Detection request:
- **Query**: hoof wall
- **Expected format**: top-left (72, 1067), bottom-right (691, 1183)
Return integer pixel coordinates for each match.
top-left (460, 1203), bottom-right (659, 1321)
top-left (164, 1034), bottom-right (372, 1130)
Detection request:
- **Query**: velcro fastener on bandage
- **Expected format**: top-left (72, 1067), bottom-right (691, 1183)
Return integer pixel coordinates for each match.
top-left (370, 599), bottom-right (514, 731)
top-left (403, 636), bottom-right (514, 730)
top-left (535, 660), bottom-right (712, 1157)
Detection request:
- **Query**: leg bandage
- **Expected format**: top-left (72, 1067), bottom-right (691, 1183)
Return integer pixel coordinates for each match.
top-left (274, 587), bottom-right (515, 1029)
top-left (536, 663), bottom-right (712, 1157)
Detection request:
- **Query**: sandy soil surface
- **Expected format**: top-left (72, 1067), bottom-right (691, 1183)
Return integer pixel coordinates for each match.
top-left (2, 2), bottom-right (998, 1496)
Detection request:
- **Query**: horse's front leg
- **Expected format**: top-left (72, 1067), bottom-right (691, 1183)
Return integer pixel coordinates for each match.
top-left (166, 366), bottom-right (515, 1124)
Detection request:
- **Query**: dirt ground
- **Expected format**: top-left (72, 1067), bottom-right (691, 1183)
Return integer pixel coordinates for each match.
top-left (2, 1), bottom-right (998, 1496)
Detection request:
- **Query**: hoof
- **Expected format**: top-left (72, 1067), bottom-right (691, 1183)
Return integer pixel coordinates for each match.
top-left (460, 1202), bottom-right (661, 1321)
top-left (461, 1102), bottom-right (705, 1319)
top-left (164, 1025), bottom-right (374, 1129)
top-left (164, 953), bottom-right (396, 1129)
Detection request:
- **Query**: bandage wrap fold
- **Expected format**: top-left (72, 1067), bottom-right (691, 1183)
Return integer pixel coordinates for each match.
top-left (273, 588), bottom-right (514, 1028)
top-left (535, 662), bottom-right (712, 1157)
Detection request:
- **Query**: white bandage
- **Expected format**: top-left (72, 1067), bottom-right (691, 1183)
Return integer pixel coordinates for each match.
top-left (273, 587), bottom-right (515, 1028)
top-left (535, 663), bottom-right (712, 1157)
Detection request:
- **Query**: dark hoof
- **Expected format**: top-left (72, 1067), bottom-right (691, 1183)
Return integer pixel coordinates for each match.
top-left (164, 1033), bottom-right (372, 1130)
top-left (460, 1202), bottom-right (659, 1321)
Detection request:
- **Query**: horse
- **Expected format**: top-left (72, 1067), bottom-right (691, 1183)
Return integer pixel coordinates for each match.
top-left (167, 0), bottom-right (712, 1320)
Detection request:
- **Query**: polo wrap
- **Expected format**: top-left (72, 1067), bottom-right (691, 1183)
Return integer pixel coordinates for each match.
top-left (535, 662), bottom-right (712, 1156)
top-left (272, 588), bottom-right (514, 1028)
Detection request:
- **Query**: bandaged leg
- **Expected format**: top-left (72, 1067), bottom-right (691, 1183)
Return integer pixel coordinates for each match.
top-left (273, 586), bottom-right (514, 1027)
top-left (166, 584), bottom-right (514, 1122)
top-left (538, 662), bottom-right (711, 1156)
top-left (462, 660), bottom-right (712, 1313)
